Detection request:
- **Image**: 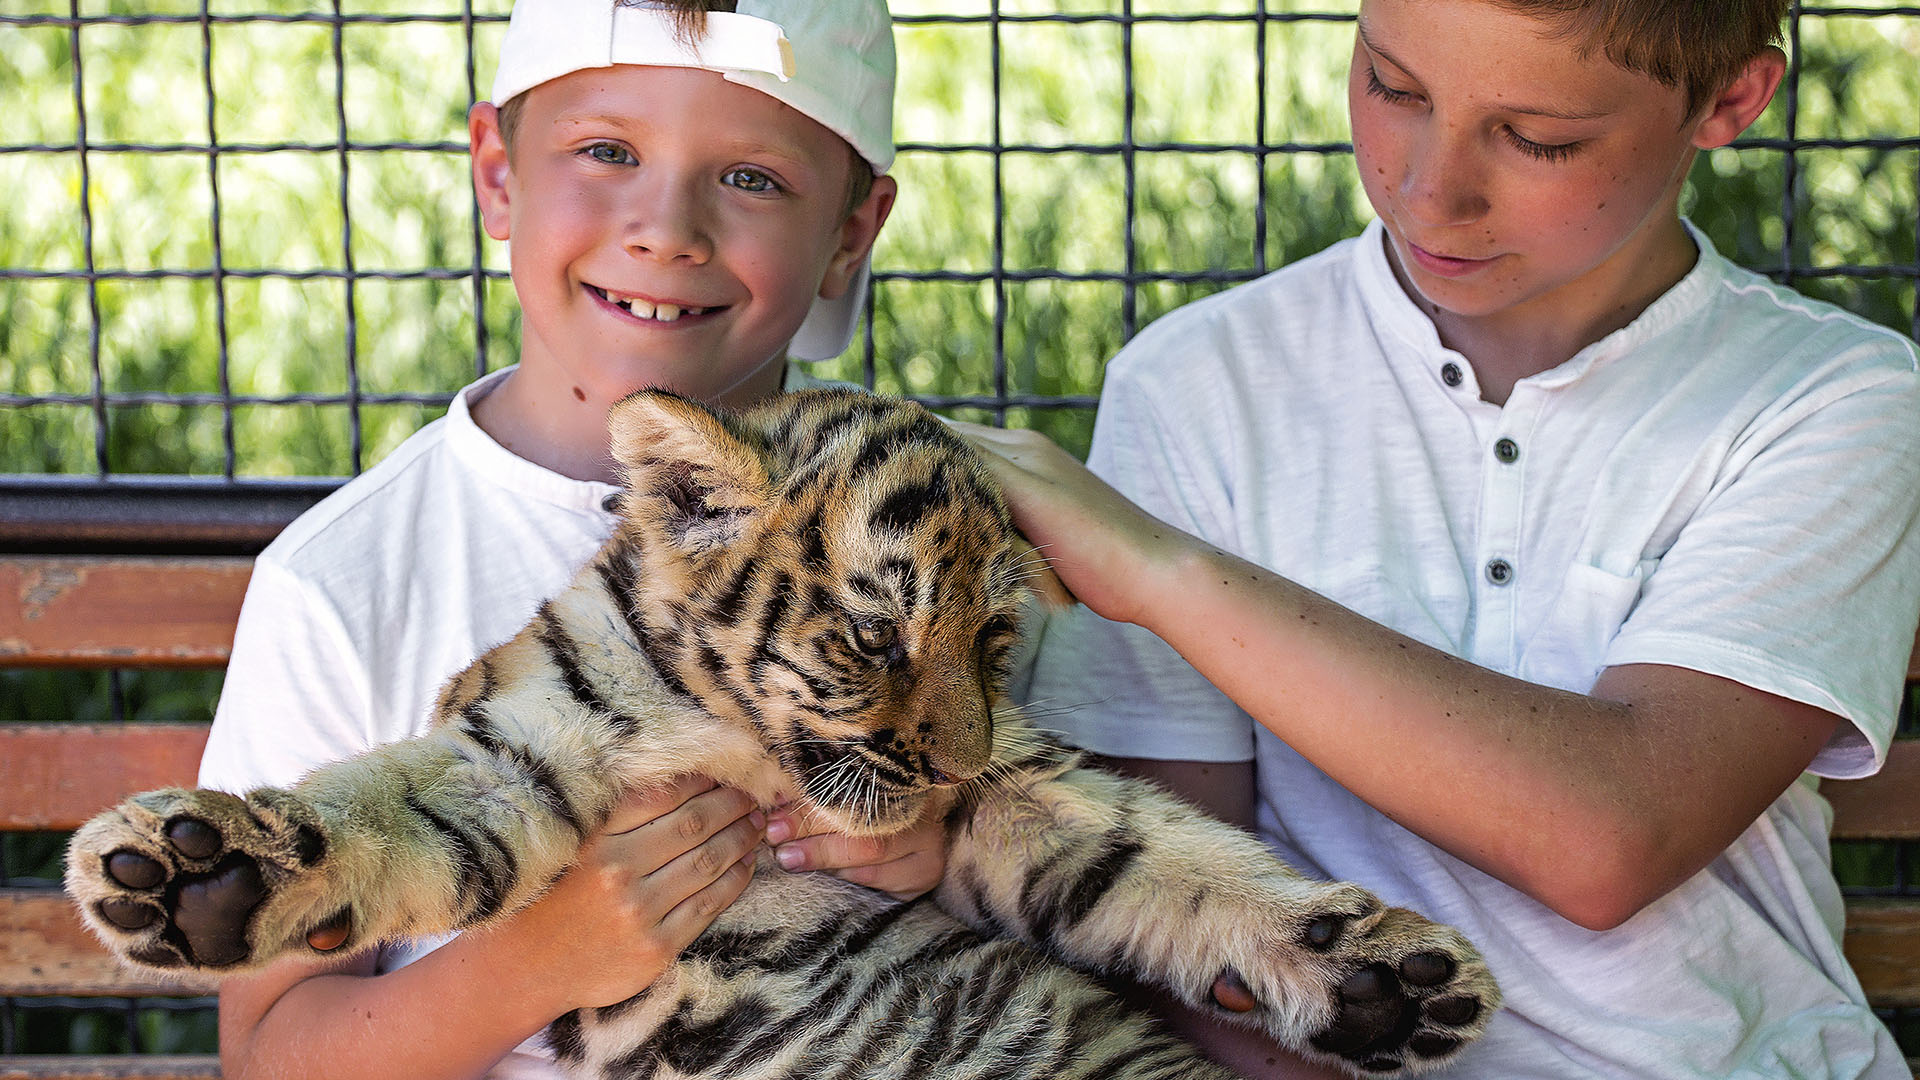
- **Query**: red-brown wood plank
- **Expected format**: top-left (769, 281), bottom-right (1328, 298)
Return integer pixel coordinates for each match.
top-left (0, 1056), bottom-right (220, 1080)
top-left (0, 724), bottom-right (209, 832)
top-left (1843, 897), bottom-right (1920, 1009)
top-left (1828, 740), bottom-right (1920, 842)
top-left (0, 889), bottom-right (216, 998)
top-left (0, 557), bottom-right (250, 668)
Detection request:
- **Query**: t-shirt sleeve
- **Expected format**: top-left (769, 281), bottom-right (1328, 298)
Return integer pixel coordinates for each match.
top-left (1604, 356), bottom-right (1920, 779)
top-left (1022, 334), bottom-right (1259, 763)
top-left (198, 555), bottom-right (375, 793)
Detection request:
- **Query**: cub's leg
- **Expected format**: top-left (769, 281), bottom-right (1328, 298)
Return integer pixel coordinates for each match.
top-left (937, 740), bottom-right (1499, 1076)
top-left (64, 597), bottom-right (654, 975)
top-left (65, 715), bottom-right (618, 973)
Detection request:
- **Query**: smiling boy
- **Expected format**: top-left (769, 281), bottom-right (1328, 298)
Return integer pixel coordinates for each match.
top-left (961, 0), bottom-right (1920, 1075)
top-left (196, 3), bottom-right (922, 1078)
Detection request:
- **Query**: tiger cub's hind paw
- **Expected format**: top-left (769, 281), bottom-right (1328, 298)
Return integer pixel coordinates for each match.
top-left (65, 787), bottom-right (333, 973)
top-left (1204, 884), bottom-right (1499, 1075)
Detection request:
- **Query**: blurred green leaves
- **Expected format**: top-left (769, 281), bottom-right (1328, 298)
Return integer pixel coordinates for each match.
top-left (1, 3), bottom-right (1914, 477)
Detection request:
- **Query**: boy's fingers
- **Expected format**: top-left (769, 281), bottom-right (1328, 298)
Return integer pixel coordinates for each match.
top-left (603, 774), bottom-right (717, 835)
top-left (770, 829), bottom-right (893, 872)
top-left (656, 845), bottom-right (760, 946)
top-left (822, 850), bottom-right (944, 902)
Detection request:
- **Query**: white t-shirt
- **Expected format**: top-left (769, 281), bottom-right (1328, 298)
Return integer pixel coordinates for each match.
top-left (201, 364), bottom-right (829, 1079)
top-left (1025, 221), bottom-right (1920, 1078)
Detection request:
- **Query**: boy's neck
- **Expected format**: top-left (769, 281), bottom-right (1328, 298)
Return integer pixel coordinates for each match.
top-left (469, 360), bottom-right (787, 485)
top-left (1395, 216), bottom-right (1699, 407)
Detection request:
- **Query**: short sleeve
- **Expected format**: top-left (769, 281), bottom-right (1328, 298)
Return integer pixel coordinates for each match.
top-left (198, 556), bottom-right (375, 793)
top-left (1022, 329), bottom-right (1259, 762)
top-left (1606, 359), bottom-right (1920, 778)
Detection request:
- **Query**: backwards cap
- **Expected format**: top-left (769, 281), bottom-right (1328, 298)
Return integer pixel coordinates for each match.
top-left (490, 0), bottom-right (896, 361)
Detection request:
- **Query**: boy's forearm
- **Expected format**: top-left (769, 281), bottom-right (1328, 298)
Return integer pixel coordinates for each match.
top-left (221, 929), bottom-right (571, 1080)
top-left (1130, 540), bottom-right (1839, 929)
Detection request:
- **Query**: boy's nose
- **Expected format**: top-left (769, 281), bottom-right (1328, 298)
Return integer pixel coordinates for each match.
top-left (623, 186), bottom-right (714, 263)
top-left (1400, 130), bottom-right (1490, 227)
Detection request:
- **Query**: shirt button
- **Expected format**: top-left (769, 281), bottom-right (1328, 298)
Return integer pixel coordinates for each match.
top-left (600, 492), bottom-right (623, 513)
top-left (1494, 437), bottom-right (1520, 464)
top-left (1441, 362), bottom-right (1464, 387)
top-left (1485, 558), bottom-right (1514, 586)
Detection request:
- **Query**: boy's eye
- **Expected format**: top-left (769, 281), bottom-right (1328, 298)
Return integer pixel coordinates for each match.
top-left (1503, 128), bottom-right (1581, 164)
top-left (723, 168), bottom-right (779, 194)
top-left (584, 143), bottom-right (635, 166)
top-left (1363, 66), bottom-right (1420, 107)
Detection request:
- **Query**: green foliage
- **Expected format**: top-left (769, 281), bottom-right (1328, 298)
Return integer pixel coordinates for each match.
top-left (9, 5), bottom-right (1907, 476)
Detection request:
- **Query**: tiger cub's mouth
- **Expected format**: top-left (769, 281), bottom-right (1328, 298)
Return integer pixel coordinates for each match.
top-left (782, 736), bottom-right (941, 837)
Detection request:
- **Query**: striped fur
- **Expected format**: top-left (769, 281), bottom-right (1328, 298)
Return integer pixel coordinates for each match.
top-left (70, 389), bottom-right (1498, 1077)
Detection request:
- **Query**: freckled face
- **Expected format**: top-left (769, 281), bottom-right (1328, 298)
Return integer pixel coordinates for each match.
top-left (1348, 0), bottom-right (1704, 327)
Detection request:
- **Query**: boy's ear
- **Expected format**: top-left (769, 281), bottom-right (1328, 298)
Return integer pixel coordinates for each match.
top-left (470, 103), bottom-right (513, 242)
top-left (609, 391), bottom-right (772, 555)
top-left (1691, 46), bottom-right (1786, 150)
top-left (819, 174), bottom-right (898, 301)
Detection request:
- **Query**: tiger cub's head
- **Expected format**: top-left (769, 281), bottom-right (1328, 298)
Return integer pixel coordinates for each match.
top-left (605, 388), bottom-right (1046, 836)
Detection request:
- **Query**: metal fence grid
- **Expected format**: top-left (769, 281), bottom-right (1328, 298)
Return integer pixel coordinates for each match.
top-left (2, 0), bottom-right (1918, 1058)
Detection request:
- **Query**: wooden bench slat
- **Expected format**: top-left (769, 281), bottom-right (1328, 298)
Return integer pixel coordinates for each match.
top-left (1827, 740), bottom-right (1920, 842)
top-left (0, 1056), bottom-right (220, 1080)
top-left (0, 724), bottom-right (210, 832)
top-left (0, 558), bottom-right (250, 669)
top-left (1842, 897), bottom-right (1920, 1009)
top-left (0, 890), bottom-right (216, 998)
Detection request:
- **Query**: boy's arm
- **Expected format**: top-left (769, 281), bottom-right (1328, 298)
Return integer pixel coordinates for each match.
top-left (957, 420), bottom-right (1882, 932)
top-left (218, 779), bottom-right (761, 1080)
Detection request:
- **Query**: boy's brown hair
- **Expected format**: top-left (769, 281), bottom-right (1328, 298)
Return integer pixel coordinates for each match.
top-left (1495, 0), bottom-right (1788, 116)
top-left (494, 0), bottom-right (875, 214)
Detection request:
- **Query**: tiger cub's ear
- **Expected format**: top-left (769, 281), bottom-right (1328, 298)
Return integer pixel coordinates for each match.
top-left (608, 390), bottom-right (771, 555)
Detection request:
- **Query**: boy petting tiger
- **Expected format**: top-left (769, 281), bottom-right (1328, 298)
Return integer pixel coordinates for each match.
top-left (66, 1), bottom-right (1495, 1078)
top-left (959, 0), bottom-right (1920, 1077)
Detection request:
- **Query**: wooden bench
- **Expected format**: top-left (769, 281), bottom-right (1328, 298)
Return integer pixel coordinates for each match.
top-left (2, 554), bottom-right (1917, 1079)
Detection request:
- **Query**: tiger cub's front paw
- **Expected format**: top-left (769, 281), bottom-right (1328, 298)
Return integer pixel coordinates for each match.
top-left (1201, 882), bottom-right (1498, 1075)
top-left (65, 787), bottom-right (340, 973)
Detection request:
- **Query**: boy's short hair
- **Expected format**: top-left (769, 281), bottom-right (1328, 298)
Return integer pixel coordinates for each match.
top-left (1494, 0), bottom-right (1788, 116)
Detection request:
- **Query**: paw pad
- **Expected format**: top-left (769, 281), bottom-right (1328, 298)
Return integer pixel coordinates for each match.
top-left (165, 817), bottom-right (223, 860)
top-left (1303, 913), bottom-right (1346, 950)
top-left (1210, 968), bottom-right (1258, 1013)
top-left (1397, 951), bottom-right (1454, 987)
top-left (106, 851), bottom-right (164, 890)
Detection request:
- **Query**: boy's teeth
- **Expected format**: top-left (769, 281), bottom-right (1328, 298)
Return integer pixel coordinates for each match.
top-left (603, 289), bottom-right (704, 320)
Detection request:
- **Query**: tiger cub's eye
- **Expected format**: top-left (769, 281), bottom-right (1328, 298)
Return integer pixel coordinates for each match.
top-left (852, 617), bottom-right (898, 655)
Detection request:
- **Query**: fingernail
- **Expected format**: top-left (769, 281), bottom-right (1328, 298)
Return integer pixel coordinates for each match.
top-left (775, 845), bottom-right (804, 871)
top-left (749, 810), bottom-right (767, 831)
top-left (764, 816), bottom-right (792, 844)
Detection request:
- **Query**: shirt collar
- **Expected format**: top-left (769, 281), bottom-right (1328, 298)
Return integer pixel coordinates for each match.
top-left (443, 363), bottom-right (831, 512)
top-left (1353, 218), bottom-right (1730, 393)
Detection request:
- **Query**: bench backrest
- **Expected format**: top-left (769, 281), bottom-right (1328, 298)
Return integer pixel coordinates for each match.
top-left (1, 554), bottom-right (1916, 1078)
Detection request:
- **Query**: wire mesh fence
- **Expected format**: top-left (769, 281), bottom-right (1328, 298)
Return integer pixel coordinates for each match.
top-left (1, 0), bottom-right (1917, 1059)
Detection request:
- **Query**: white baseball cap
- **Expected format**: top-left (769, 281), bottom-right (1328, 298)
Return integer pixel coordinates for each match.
top-left (490, 0), bottom-right (896, 361)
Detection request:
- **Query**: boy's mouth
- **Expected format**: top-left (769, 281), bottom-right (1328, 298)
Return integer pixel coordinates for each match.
top-left (587, 284), bottom-right (718, 323)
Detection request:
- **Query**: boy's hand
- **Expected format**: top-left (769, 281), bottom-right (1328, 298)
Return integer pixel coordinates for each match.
top-left (494, 775), bottom-right (762, 1012)
top-left (947, 420), bottom-right (1192, 626)
top-left (764, 802), bottom-right (947, 901)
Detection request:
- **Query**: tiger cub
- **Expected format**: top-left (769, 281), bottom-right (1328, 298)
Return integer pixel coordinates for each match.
top-left (69, 388), bottom-right (1497, 1077)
